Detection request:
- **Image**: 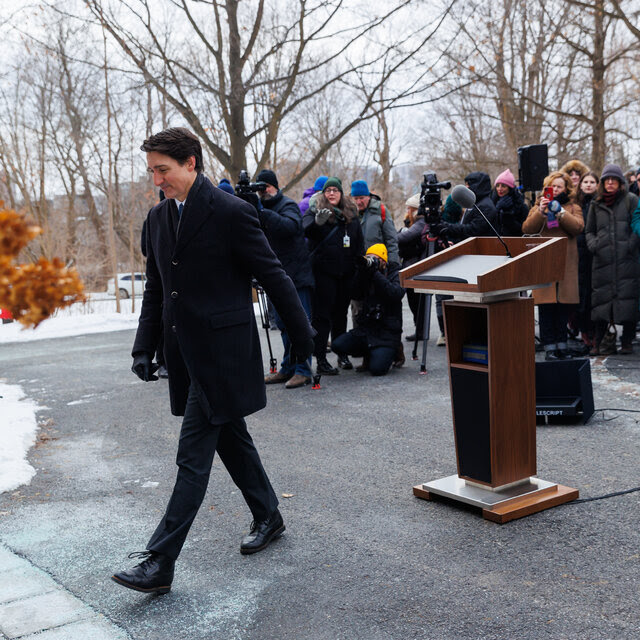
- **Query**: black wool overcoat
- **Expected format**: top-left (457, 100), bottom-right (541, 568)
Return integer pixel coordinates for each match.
top-left (132, 174), bottom-right (314, 419)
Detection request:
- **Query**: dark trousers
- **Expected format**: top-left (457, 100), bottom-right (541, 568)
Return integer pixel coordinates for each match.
top-left (332, 331), bottom-right (396, 376)
top-left (147, 384), bottom-right (278, 560)
top-left (538, 303), bottom-right (570, 351)
top-left (406, 289), bottom-right (424, 333)
top-left (273, 286), bottom-right (313, 377)
top-left (312, 271), bottom-right (351, 359)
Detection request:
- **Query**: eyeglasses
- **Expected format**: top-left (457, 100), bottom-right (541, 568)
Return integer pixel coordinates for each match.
top-left (324, 188), bottom-right (340, 194)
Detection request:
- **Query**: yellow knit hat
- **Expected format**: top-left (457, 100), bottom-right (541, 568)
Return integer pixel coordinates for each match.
top-left (366, 243), bottom-right (388, 262)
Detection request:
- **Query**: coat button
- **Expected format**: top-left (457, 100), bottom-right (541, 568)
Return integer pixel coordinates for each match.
top-left (171, 291), bottom-right (178, 299)
top-left (172, 260), bottom-right (178, 266)
top-left (171, 325), bottom-right (176, 332)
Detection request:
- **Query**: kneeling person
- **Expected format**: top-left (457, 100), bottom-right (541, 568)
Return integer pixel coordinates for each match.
top-left (331, 244), bottom-right (404, 376)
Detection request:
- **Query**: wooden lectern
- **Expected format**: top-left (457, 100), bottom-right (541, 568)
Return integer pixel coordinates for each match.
top-left (400, 236), bottom-right (579, 523)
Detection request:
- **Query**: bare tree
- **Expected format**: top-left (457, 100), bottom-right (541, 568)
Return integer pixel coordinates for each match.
top-left (77, 0), bottom-right (455, 189)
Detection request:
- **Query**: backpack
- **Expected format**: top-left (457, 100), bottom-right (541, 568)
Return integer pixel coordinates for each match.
top-left (380, 204), bottom-right (386, 223)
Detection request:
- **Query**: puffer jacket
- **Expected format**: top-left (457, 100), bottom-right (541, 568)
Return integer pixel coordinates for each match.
top-left (259, 190), bottom-right (314, 289)
top-left (397, 216), bottom-right (427, 267)
top-left (358, 194), bottom-right (400, 264)
top-left (445, 172), bottom-right (498, 241)
top-left (585, 187), bottom-right (640, 323)
top-left (298, 187), bottom-right (316, 217)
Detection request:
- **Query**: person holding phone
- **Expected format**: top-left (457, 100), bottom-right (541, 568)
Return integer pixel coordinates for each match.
top-left (522, 171), bottom-right (584, 360)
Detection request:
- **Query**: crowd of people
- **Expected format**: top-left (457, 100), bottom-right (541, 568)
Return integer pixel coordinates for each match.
top-left (116, 127), bottom-right (639, 594)
top-left (251, 159), bottom-right (640, 383)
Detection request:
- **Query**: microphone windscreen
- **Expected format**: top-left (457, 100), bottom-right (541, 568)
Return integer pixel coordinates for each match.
top-left (451, 184), bottom-right (476, 208)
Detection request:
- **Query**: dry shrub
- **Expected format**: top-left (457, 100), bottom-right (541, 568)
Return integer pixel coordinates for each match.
top-left (0, 204), bottom-right (85, 328)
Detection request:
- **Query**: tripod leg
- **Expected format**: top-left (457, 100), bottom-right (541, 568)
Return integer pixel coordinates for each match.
top-left (420, 293), bottom-right (432, 374)
top-left (412, 293), bottom-right (424, 360)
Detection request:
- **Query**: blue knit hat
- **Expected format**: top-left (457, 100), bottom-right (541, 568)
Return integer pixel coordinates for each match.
top-left (313, 175), bottom-right (328, 191)
top-left (218, 178), bottom-right (235, 195)
top-left (350, 180), bottom-right (370, 197)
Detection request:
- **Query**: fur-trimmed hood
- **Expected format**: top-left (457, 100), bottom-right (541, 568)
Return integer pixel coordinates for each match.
top-left (559, 159), bottom-right (590, 178)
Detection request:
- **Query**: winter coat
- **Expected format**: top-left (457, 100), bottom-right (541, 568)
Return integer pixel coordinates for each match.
top-left (351, 261), bottom-right (404, 348)
top-left (522, 198), bottom-right (584, 304)
top-left (298, 187), bottom-right (316, 217)
top-left (585, 187), bottom-right (640, 323)
top-left (303, 196), bottom-right (365, 277)
top-left (445, 172), bottom-right (498, 241)
top-left (133, 173), bottom-right (314, 419)
top-left (358, 194), bottom-right (400, 264)
top-left (397, 216), bottom-right (427, 268)
top-left (259, 190), bottom-right (314, 290)
top-left (576, 194), bottom-right (594, 316)
top-left (490, 187), bottom-right (528, 236)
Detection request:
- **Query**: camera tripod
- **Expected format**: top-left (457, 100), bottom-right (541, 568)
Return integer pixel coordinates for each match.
top-left (253, 281), bottom-right (278, 374)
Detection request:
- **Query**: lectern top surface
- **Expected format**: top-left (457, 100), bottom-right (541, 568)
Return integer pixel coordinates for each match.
top-left (413, 254), bottom-right (511, 284)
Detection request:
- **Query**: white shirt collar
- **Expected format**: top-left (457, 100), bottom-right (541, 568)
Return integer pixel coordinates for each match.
top-left (174, 198), bottom-right (185, 209)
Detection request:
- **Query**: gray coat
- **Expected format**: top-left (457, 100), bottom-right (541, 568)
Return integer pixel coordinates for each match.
top-left (585, 187), bottom-right (640, 323)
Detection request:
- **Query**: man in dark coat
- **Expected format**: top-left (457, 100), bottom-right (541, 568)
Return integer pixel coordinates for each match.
top-left (111, 128), bottom-right (315, 594)
top-left (256, 169), bottom-right (314, 388)
top-left (434, 172), bottom-right (498, 241)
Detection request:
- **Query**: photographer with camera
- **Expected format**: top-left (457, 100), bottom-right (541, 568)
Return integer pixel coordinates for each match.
top-left (303, 177), bottom-right (364, 375)
top-left (256, 169), bottom-right (315, 388)
top-left (331, 243), bottom-right (404, 376)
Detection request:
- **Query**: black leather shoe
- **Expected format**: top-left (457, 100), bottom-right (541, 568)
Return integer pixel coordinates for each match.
top-left (544, 350), bottom-right (561, 361)
top-left (337, 354), bottom-right (353, 370)
top-left (316, 360), bottom-right (339, 375)
top-left (404, 333), bottom-right (423, 342)
top-left (240, 509), bottom-right (285, 555)
top-left (557, 349), bottom-right (572, 359)
top-left (111, 551), bottom-right (174, 594)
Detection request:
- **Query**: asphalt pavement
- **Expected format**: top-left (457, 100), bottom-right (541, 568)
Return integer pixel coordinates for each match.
top-left (0, 304), bottom-right (639, 640)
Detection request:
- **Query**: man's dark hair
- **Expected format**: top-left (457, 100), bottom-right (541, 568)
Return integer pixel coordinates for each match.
top-left (141, 127), bottom-right (203, 173)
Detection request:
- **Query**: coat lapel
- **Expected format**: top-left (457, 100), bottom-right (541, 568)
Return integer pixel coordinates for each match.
top-left (173, 173), bottom-right (214, 256)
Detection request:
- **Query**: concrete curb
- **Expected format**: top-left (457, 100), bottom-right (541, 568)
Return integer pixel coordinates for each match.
top-left (0, 544), bottom-right (129, 640)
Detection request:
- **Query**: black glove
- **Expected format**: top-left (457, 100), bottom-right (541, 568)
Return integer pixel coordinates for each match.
top-left (132, 352), bottom-right (159, 381)
top-left (496, 195), bottom-right (513, 212)
top-left (429, 222), bottom-right (448, 240)
top-left (289, 337), bottom-right (315, 365)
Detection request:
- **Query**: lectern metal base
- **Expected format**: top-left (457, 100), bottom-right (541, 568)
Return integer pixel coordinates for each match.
top-left (413, 475), bottom-right (579, 523)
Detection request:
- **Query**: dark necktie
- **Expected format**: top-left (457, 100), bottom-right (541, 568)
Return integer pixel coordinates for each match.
top-left (178, 203), bottom-right (184, 218)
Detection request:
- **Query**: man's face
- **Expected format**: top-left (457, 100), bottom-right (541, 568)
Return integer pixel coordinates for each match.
top-left (259, 184), bottom-right (278, 201)
top-left (146, 151), bottom-right (197, 201)
top-left (353, 195), bottom-right (370, 212)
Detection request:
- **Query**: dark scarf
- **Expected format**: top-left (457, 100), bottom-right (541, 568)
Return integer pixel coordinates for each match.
top-left (602, 190), bottom-right (618, 207)
top-left (554, 192), bottom-right (569, 205)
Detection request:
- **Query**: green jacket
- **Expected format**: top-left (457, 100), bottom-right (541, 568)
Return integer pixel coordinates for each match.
top-left (358, 195), bottom-right (399, 264)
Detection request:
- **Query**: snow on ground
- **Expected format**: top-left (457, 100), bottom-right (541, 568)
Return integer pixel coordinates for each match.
top-left (0, 294), bottom-right (141, 344)
top-left (0, 382), bottom-right (41, 493)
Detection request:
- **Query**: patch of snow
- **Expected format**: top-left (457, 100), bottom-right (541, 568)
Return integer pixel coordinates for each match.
top-left (0, 383), bottom-right (41, 493)
top-left (0, 295), bottom-right (141, 344)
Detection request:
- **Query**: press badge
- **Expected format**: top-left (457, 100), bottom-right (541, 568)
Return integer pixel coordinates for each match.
top-left (343, 234), bottom-right (350, 248)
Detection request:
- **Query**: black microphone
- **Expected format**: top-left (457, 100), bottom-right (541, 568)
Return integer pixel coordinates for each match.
top-left (451, 185), bottom-right (512, 258)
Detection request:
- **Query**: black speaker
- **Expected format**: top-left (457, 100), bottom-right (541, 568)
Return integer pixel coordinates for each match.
top-left (535, 359), bottom-right (594, 424)
top-left (518, 144), bottom-right (549, 192)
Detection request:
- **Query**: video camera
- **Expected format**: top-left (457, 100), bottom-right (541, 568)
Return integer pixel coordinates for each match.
top-left (234, 170), bottom-right (267, 212)
top-left (235, 170), bottom-right (267, 196)
top-left (418, 171), bottom-right (451, 225)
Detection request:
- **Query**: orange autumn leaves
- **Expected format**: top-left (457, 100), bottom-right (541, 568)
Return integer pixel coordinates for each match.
top-left (0, 205), bottom-right (85, 328)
